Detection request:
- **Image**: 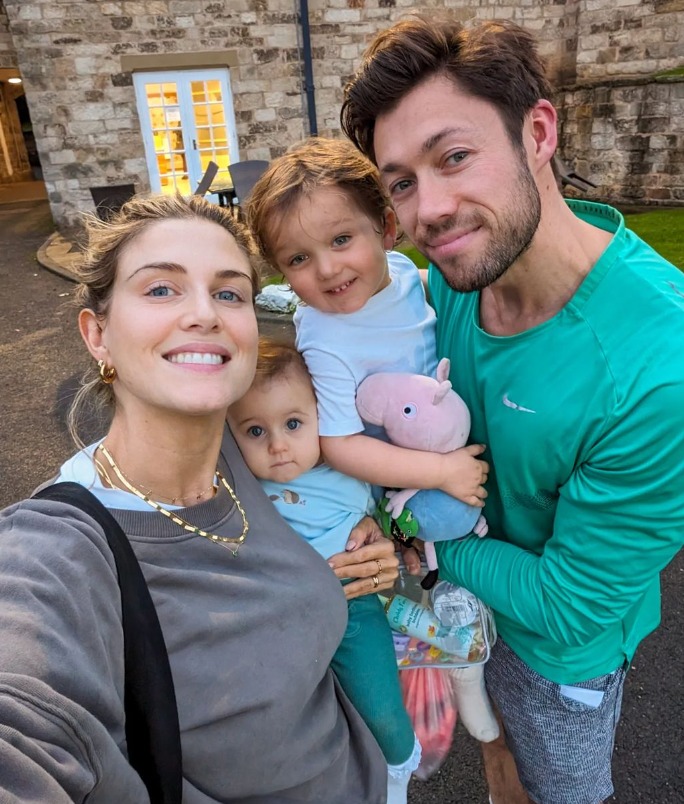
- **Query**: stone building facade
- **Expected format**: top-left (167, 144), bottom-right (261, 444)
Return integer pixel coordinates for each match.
top-left (0, 0), bottom-right (682, 232)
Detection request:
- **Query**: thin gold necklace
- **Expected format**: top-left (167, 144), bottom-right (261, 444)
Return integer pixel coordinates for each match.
top-left (96, 444), bottom-right (249, 557)
top-left (95, 455), bottom-right (218, 506)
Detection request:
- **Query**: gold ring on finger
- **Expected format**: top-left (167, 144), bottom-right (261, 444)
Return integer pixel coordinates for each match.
top-left (372, 575), bottom-right (380, 588)
top-left (375, 559), bottom-right (383, 574)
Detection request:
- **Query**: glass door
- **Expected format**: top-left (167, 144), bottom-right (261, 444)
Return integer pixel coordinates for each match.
top-left (133, 69), bottom-right (239, 196)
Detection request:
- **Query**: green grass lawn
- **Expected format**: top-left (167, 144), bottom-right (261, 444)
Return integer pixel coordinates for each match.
top-left (398, 207), bottom-right (684, 271)
top-left (624, 208), bottom-right (683, 269)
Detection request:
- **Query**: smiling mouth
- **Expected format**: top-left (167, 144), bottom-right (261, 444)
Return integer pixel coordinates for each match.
top-left (428, 226), bottom-right (480, 248)
top-left (327, 278), bottom-right (356, 294)
top-left (166, 352), bottom-right (227, 365)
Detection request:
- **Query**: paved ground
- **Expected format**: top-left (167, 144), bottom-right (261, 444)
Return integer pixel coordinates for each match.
top-left (1, 198), bottom-right (682, 802)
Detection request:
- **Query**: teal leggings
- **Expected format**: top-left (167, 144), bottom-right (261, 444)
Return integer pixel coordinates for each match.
top-left (331, 590), bottom-right (415, 765)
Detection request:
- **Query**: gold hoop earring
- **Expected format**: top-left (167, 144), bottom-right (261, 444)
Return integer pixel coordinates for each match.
top-left (97, 359), bottom-right (117, 384)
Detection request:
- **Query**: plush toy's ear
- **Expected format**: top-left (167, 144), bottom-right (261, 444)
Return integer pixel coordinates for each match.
top-left (436, 358), bottom-right (451, 383)
top-left (433, 380), bottom-right (452, 405)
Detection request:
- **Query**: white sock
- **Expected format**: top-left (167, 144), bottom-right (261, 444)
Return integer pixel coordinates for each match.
top-left (386, 769), bottom-right (410, 804)
top-left (386, 734), bottom-right (421, 804)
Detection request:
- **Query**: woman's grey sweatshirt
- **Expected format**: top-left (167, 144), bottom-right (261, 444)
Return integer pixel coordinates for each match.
top-left (0, 429), bottom-right (386, 802)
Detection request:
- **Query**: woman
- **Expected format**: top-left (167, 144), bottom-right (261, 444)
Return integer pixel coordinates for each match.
top-left (0, 194), bottom-right (398, 802)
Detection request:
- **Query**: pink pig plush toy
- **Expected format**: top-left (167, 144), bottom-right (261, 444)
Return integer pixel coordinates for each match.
top-left (356, 357), bottom-right (499, 743)
top-left (356, 357), bottom-right (488, 590)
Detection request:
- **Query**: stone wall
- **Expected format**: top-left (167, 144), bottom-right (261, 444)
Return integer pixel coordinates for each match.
top-left (3, 0), bottom-right (683, 231)
top-left (0, 0), bottom-right (16, 69)
top-left (308, 0), bottom-right (684, 208)
top-left (575, 0), bottom-right (684, 79)
top-left (2, 0), bottom-right (312, 232)
top-left (557, 76), bottom-right (684, 205)
top-left (309, 0), bottom-right (586, 137)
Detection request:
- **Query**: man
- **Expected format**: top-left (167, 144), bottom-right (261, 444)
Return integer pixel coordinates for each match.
top-left (341, 15), bottom-right (684, 804)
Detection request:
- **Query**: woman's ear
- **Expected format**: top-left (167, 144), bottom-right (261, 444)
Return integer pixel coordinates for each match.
top-left (382, 207), bottom-right (397, 251)
top-left (78, 308), bottom-right (108, 363)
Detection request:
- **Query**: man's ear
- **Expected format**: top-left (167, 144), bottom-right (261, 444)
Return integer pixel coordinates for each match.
top-left (78, 308), bottom-right (108, 363)
top-left (526, 99), bottom-right (558, 173)
top-left (382, 207), bottom-right (398, 251)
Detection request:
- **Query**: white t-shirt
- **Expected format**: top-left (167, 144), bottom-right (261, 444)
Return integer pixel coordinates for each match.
top-left (294, 250), bottom-right (438, 437)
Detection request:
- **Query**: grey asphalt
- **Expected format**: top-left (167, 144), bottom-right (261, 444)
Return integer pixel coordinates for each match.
top-left (1, 199), bottom-right (681, 803)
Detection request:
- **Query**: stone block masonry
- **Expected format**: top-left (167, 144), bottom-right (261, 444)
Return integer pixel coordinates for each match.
top-left (2, 0), bottom-right (683, 233)
top-left (2, 0), bottom-right (313, 232)
top-left (557, 77), bottom-right (684, 206)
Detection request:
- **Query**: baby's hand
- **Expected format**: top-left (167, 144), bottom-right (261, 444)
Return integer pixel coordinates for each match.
top-left (400, 542), bottom-right (423, 576)
top-left (439, 444), bottom-right (489, 507)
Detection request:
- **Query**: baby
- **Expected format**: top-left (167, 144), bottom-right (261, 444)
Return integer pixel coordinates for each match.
top-left (227, 337), bottom-right (421, 803)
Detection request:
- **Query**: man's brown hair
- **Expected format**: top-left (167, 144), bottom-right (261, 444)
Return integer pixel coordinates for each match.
top-left (341, 14), bottom-right (553, 163)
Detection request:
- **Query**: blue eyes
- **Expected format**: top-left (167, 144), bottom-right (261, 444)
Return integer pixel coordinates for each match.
top-left (391, 150), bottom-right (469, 196)
top-left (216, 290), bottom-right (238, 302)
top-left (447, 151), bottom-right (468, 165)
top-left (247, 420), bottom-right (301, 438)
top-left (288, 236), bottom-right (350, 266)
top-left (145, 285), bottom-right (242, 302)
top-left (149, 286), bottom-right (171, 297)
top-left (392, 180), bottom-right (413, 195)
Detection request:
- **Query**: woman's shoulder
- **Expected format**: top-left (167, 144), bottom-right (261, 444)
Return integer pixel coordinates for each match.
top-left (1, 489), bottom-right (117, 577)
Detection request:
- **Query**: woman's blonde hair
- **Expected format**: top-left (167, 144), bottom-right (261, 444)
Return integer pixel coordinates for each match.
top-left (247, 137), bottom-right (392, 265)
top-left (68, 192), bottom-right (262, 446)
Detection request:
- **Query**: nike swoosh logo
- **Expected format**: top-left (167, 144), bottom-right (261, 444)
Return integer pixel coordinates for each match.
top-left (502, 394), bottom-right (536, 414)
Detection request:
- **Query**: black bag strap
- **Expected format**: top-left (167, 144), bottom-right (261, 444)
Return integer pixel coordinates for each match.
top-left (34, 482), bottom-right (182, 804)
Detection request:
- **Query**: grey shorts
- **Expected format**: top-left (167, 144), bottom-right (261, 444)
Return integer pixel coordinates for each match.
top-left (485, 639), bottom-right (626, 804)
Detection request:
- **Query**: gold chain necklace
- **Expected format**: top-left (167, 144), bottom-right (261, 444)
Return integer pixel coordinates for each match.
top-left (96, 444), bottom-right (249, 557)
top-left (95, 454), bottom-right (218, 506)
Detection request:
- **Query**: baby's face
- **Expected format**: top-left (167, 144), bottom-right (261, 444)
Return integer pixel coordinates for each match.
top-left (227, 369), bottom-right (321, 484)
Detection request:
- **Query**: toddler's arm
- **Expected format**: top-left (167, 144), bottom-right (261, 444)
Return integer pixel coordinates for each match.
top-left (321, 434), bottom-right (488, 508)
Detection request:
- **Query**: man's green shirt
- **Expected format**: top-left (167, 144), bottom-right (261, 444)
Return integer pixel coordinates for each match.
top-left (430, 200), bottom-right (684, 683)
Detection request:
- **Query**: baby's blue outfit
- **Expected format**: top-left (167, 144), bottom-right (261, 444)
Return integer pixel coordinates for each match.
top-left (261, 465), bottom-right (416, 766)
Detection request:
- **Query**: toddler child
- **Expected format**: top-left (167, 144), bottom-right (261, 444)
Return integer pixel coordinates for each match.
top-left (247, 137), bottom-right (487, 533)
top-left (227, 338), bottom-right (421, 803)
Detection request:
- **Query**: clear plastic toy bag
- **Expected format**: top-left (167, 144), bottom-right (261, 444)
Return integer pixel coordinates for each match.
top-left (388, 561), bottom-right (497, 670)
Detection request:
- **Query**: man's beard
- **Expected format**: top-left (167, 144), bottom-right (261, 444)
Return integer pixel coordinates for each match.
top-left (427, 157), bottom-right (542, 293)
